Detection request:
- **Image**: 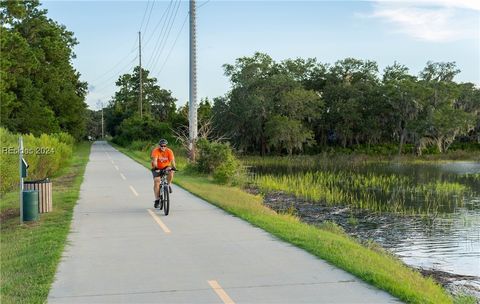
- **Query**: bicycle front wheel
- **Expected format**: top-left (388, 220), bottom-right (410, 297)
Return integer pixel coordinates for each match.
top-left (163, 186), bottom-right (170, 216)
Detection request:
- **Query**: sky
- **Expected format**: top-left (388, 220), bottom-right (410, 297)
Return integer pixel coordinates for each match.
top-left (40, 0), bottom-right (480, 110)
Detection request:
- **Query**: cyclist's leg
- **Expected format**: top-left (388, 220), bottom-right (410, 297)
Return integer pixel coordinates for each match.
top-left (152, 169), bottom-right (161, 200)
top-left (167, 169), bottom-right (174, 193)
top-left (153, 177), bottom-right (161, 200)
top-left (167, 168), bottom-right (174, 184)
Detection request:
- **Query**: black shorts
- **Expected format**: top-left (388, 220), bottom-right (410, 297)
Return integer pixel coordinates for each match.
top-left (151, 168), bottom-right (170, 178)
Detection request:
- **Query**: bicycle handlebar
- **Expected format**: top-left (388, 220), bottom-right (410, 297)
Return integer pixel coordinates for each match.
top-left (154, 167), bottom-right (178, 172)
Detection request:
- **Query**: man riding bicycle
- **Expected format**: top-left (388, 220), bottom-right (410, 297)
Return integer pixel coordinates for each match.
top-left (151, 139), bottom-right (176, 208)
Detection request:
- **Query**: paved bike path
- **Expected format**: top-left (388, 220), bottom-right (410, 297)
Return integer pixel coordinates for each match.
top-left (48, 141), bottom-right (400, 303)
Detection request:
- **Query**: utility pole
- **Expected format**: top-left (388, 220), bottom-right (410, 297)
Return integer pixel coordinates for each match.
top-left (189, 0), bottom-right (198, 161)
top-left (139, 31), bottom-right (143, 118)
top-left (101, 106), bottom-right (104, 139)
top-left (97, 100), bottom-right (105, 140)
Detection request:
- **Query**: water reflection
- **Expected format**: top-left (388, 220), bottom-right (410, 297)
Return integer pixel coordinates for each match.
top-left (346, 162), bottom-right (479, 278)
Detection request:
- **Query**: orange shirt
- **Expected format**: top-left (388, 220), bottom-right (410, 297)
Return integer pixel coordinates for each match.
top-left (151, 147), bottom-right (174, 169)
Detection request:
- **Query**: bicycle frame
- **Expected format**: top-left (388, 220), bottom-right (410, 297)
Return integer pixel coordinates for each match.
top-left (156, 168), bottom-right (172, 215)
top-left (159, 174), bottom-right (169, 199)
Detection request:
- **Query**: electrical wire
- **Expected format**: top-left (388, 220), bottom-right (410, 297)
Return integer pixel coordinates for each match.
top-left (156, 12), bottom-right (188, 77)
top-left (142, 0), bottom-right (156, 36)
top-left (143, 0), bottom-right (174, 49)
top-left (91, 55), bottom-right (138, 93)
top-left (149, 0), bottom-right (182, 73)
top-left (145, 0), bottom-right (181, 69)
top-left (197, 0), bottom-right (210, 9)
top-left (90, 37), bottom-right (137, 83)
top-left (144, 0), bottom-right (175, 68)
top-left (139, 0), bottom-right (151, 32)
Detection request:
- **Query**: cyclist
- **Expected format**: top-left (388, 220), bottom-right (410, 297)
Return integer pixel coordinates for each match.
top-left (151, 139), bottom-right (176, 208)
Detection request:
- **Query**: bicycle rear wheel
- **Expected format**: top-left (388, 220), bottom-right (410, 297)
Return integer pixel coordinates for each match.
top-left (163, 186), bottom-right (170, 215)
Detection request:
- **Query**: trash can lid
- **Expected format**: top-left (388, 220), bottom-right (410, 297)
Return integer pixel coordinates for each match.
top-left (24, 179), bottom-right (50, 184)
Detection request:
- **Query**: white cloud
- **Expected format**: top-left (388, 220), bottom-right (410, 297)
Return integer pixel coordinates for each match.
top-left (364, 0), bottom-right (479, 42)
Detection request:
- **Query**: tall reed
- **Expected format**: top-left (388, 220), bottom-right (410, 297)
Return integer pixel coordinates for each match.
top-left (250, 168), bottom-right (474, 215)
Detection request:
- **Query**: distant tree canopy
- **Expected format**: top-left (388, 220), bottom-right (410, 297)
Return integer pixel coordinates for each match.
top-left (0, 0), bottom-right (87, 140)
top-left (104, 66), bottom-right (179, 146)
top-left (212, 52), bottom-right (480, 155)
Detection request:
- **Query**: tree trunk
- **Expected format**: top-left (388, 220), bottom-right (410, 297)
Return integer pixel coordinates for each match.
top-left (398, 128), bottom-right (406, 155)
top-left (436, 138), bottom-right (444, 153)
top-left (261, 136), bottom-right (266, 156)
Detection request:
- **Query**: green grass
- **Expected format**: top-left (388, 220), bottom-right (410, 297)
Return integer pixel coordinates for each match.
top-left (0, 142), bottom-right (91, 304)
top-left (114, 143), bottom-right (454, 304)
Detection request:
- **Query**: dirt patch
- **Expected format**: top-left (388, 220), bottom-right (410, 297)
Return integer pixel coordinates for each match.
top-left (0, 208), bottom-right (19, 222)
top-left (419, 268), bottom-right (480, 301)
top-left (53, 171), bottom-right (76, 187)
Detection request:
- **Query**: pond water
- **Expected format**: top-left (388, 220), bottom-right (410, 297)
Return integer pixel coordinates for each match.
top-left (250, 160), bottom-right (480, 288)
top-left (361, 162), bottom-right (480, 278)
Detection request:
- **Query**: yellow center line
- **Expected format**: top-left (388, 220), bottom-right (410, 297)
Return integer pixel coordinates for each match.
top-left (129, 185), bottom-right (139, 196)
top-left (208, 280), bottom-right (235, 304)
top-left (114, 165), bottom-right (119, 171)
top-left (120, 173), bottom-right (126, 180)
top-left (147, 209), bottom-right (171, 233)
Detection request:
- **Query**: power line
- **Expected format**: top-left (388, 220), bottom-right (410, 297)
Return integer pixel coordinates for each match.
top-left (156, 12), bottom-right (188, 77)
top-left (149, 0), bottom-right (182, 74)
top-left (90, 36), bottom-right (137, 83)
top-left (149, 0), bottom-right (182, 69)
top-left (139, 0), bottom-right (151, 31)
top-left (197, 0), bottom-right (210, 9)
top-left (144, 0), bottom-right (175, 68)
top-left (142, 0), bottom-right (156, 36)
top-left (143, 0), bottom-right (174, 49)
top-left (92, 55), bottom-right (138, 93)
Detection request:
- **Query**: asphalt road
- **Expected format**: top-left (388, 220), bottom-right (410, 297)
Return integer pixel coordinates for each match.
top-left (47, 141), bottom-right (400, 303)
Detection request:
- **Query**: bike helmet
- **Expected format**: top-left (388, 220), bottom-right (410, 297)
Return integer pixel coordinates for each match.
top-left (158, 139), bottom-right (168, 145)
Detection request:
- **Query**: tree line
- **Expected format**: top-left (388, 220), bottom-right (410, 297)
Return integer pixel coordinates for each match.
top-left (2, 1), bottom-right (478, 157)
top-left (1, 0), bottom-right (87, 140)
top-left (211, 53), bottom-right (479, 155)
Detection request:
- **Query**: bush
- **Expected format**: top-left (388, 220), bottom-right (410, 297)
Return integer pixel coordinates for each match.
top-left (196, 139), bottom-right (241, 184)
top-left (51, 132), bottom-right (75, 146)
top-left (450, 141), bottom-right (480, 151)
top-left (113, 115), bottom-right (174, 147)
top-left (129, 140), bottom-right (153, 152)
top-left (0, 128), bottom-right (74, 194)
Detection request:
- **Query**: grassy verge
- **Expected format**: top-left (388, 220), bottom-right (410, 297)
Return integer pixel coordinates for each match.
top-left (113, 143), bottom-right (457, 304)
top-left (0, 142), bottom-right (91, 303)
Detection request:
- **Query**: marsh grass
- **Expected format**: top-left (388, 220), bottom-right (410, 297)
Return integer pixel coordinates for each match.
top-left (245, 156), bottom-right (476, 215)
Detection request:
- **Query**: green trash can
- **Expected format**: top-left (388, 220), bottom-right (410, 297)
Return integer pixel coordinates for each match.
top-left (23, 190), bottom-right (39, 221)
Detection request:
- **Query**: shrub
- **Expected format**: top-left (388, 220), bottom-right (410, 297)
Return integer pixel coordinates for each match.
top-left (51, 132), bottom-right (75, 146)
top-left (0, 128), bottom-right (74, 194)
top-left (196, 139), bottom-right (241, 184)
top-left (114, 115), bottom-right (174, 147)
top-left (129, 140), bottom-right (153, 152)
top-left (0, 128), bottom-right (19, 194)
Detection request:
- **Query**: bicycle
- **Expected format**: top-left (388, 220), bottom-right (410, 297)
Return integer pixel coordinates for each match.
top-left (155, 168), bottom-right (176, 215)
